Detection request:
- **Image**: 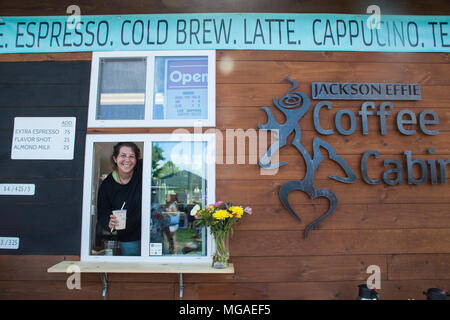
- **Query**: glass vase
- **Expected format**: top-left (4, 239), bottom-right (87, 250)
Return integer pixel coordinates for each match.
top-left (212, 230), bottom-right (229, 269)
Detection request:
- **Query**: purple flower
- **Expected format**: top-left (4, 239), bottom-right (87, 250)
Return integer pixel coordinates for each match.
top-left (244, 206), bottom-right (252, 215)
top-left (214, 201), bottom-right (224, 207)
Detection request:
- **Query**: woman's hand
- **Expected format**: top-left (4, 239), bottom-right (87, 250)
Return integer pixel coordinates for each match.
top-left (108, 215), bottom-right (119, 230)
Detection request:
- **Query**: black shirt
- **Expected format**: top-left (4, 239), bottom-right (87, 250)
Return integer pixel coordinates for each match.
top-left (97, 161), bottom-right (142, 242)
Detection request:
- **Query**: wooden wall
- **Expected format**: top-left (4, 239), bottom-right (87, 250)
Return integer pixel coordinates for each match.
top-left (0, 50), bottom-right (449, 300)
top-left (0, 0), bottom-right (450, 300)
top-left (204, 50), bottom-right (450, 300)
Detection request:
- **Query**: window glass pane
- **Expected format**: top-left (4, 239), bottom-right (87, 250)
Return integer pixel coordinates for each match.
top-left (150, 141), bottom-right (207, 256)
top-left (90, 142), bottom-right (144, 256)
top-left (153, 56), bottom-right (208, 120)
top-left (97, 58), bottom-right (146, 120)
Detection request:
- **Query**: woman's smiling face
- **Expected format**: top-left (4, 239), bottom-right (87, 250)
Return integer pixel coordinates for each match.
top-left (113, 146), bottom-right (137, 175)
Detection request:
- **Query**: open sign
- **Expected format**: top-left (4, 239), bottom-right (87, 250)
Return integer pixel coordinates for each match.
top-left (166, 58), bottom-right (208, 89)
top-left (169, 70), bottom-right (208, 86)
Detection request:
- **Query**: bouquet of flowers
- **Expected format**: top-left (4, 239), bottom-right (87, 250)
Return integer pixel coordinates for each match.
top-left (191, 201), bottom-right (252, 268)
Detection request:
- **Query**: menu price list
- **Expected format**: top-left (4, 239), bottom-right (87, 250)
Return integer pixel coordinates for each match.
top-left (0, 237), bottom-right (19, 250)
top-left (0, 183), bottom-right (35, 195)
top-left (11, 117), bottom-right (76, 160)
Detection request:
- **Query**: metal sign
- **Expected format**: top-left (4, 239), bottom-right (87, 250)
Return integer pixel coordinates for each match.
top-left (312, 82), bottom-right (421, 100)
top-left (258, 77), bottom-right (447, 239)
top-left (259, 78), bottom-right (356, 238)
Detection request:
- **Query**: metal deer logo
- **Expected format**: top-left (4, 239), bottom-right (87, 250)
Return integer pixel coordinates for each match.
top-left (259, 77), bottom-right (357, 238)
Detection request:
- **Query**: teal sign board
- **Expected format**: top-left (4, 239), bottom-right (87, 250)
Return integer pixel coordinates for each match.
top-left (0, 13), bottom-right (449, 53)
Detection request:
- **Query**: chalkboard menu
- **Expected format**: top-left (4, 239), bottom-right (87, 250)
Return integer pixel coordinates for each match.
top-left (0, 61), bottom-right (90, 254)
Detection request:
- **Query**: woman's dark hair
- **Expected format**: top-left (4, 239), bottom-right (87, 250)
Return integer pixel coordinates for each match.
top-left (111, 142), bottom-right (141, 170)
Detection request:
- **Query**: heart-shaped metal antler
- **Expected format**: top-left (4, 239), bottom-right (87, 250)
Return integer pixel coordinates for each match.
top-left (258, 77), bottom-right (356, 239)
top-left (280, 180), bottom-right (338, 239)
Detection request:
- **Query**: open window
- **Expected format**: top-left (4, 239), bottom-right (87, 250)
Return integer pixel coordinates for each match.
top-left (88, 50), bottom-right (216, 128)
top-left (81, 133), bottom-right (216, 262)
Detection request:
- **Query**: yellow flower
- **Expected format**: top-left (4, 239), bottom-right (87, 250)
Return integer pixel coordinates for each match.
top-left (229, 206), bottom-right (244, 218)
top-left (213, 209), bottom-right (230, 220)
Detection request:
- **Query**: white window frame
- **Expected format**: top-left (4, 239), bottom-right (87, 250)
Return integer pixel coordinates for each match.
top-left (80, 133), bottom-right (216, 263)
top-left (87, 50), bottom-right (216, 128)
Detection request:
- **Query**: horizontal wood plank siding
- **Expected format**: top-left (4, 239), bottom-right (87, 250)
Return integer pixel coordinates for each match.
top-left (0, 15), bottom-right (449, 298)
